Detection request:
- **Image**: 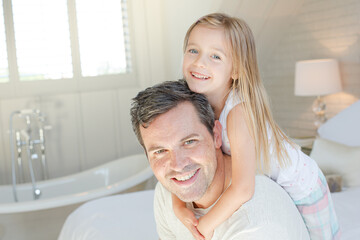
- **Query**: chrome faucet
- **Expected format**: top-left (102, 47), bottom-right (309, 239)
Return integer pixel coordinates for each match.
top-left (9, 109), bottom-right (51, 202)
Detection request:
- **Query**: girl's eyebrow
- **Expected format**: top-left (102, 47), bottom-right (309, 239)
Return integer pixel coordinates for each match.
top-left (211, 47), bottom-right (227, 56)
top-left (186, 42), bottom-right (198, 48)
top-left (186, 43), bottom-right (227, 57)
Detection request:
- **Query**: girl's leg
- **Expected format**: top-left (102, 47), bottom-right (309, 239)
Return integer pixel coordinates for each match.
top-left (294, 170), bottom-right (340, 240)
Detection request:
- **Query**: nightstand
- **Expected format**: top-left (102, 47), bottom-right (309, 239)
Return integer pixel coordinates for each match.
top-left (291, 137), bottom-right (316, 155)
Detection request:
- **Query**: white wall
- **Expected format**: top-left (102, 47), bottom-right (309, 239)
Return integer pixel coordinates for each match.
top-left (261, 0), bottom-right (360, 137)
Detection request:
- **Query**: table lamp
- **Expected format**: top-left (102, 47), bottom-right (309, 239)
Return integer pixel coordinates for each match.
top-left (295, 59), bottom-right (342, 128)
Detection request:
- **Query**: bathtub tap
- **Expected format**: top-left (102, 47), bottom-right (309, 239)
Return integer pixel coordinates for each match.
top-left (9, 109), bottom-right (50, 202)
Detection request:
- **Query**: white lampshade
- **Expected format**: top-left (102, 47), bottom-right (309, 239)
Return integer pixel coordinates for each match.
top-left (294, 59), bottom-right (342, 96)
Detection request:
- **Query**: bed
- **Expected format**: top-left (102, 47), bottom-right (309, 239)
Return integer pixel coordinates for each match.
top-left (58, 100), bottom-right (360, 240)
top-left (58, 188), bottom-right (360, 240)
top-left (309, 100), bottom-right (360, 239)
top-left (58, 190), bottom-right (159, 240)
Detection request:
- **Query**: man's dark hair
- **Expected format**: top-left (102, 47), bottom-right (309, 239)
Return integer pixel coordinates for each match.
top-left (130, 80), bottom-right (215, 147)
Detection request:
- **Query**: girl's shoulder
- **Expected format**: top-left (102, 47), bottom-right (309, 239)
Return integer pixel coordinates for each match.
top-left (219, 90), bottom-right (244, 124)
top-left (226, 90), bottom-right (243, 109)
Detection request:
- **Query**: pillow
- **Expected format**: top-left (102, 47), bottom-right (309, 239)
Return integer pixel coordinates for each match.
top-left (310, 138), bottom-right (360, 188)
top-left (318, 100), bottom-right (360, 147)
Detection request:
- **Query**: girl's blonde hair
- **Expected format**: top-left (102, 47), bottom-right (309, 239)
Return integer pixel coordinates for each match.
top-left (184, 13), bottom-right (293, 172)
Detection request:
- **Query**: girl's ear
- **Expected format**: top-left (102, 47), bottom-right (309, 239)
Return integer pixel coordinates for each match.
top-left (231, 71), bottom-right (238, 81)
top-left (213, 120), bottom-right (222, 149)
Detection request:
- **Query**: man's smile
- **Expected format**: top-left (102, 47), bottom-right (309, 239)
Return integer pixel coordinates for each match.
top-left (172, 168), bottom-right (200, 185)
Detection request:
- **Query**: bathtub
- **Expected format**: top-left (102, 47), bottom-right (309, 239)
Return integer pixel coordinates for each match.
top-left (0, 153), bottom-right (154, 240)
top-left (0, 153), bottom-right (153, 214)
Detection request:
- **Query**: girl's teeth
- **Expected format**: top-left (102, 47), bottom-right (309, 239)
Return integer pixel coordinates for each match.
top-left (192, 73), bottom-right (209, 79)
top-left (176, 170), bottom-right (197, 181)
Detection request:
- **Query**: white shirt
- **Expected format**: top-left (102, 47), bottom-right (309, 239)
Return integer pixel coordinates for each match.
top-left (154, 176), bottom-right (310, 240)
top-left (219, 91), bottom-right (318, 200)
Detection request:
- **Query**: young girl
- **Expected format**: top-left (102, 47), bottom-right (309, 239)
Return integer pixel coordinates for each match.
top-left (173, 13), bottom-right (340, 240)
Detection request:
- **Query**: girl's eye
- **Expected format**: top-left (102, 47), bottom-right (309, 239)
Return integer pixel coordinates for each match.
top-left (189, 49), bottom-right (198, 54)
top-left (211, 54), bottom-right (221, 60)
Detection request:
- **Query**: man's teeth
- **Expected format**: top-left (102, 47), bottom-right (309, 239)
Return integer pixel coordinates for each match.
top-left (175, 170), bottom-right (197, 181)
top-left (192, 73), bottom-right (209, 79)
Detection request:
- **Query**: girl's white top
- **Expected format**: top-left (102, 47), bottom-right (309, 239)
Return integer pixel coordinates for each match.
top-left (218, 90), bottom-right (319, 201)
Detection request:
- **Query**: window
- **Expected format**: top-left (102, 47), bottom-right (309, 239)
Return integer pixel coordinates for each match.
top-left (1, 0), bottom-right (132, 92)
top-left (12, 0), bottom-right (73, 81)
top-left (0, 1), bottom-right (8, 83)
top-left (76, 0), bottom-right (131, 77)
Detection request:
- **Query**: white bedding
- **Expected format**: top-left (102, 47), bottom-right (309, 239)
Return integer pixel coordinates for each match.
top-left (331, 187), bottom-right (360, 239)
top-left (58, 190), bottom-right (159, 240)
top-left (59, 187), bottom-right (359, 240)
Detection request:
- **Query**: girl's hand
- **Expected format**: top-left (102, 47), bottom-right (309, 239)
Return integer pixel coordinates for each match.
top-left (174, 206), bottom-right (205, 240)
top-left (197, 218), bottom-right (214, 240)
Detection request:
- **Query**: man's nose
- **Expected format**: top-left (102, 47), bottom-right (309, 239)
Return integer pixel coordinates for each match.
top-left (169, 150), bottom-right (187, 171)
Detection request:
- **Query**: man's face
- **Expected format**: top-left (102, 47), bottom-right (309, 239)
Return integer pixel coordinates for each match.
top-left (140, 101), bottom-right (221, 202)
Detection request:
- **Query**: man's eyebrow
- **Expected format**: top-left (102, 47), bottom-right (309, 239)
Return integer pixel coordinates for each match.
top-left (180, 133), bottom-right (200, 142)
top-left (147, 134), bottom-right (200, 152)
top-left (147, 145), bottom-right (164, 153)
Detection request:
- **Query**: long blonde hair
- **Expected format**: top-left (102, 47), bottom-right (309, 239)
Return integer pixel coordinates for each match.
top-left (184, 13), bottom-right (293, 172)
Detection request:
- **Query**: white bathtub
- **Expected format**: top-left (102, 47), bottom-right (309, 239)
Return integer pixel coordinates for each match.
top-left (0, 153), bottom-right (154, 240)
top-left (0, 153), bottom-right (153, 214)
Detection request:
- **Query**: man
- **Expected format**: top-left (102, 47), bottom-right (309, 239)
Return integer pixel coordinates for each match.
top-left (130, 80), bottom-right (310, 239)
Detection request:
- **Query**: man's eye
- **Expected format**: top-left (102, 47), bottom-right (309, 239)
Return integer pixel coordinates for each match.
top-left (211, 54), bottom-right (221, 60)
top-left (185, 139), bottom-right (196, 145)
top-left (155, 149), bottom-right (165, 154)
top-left (189, 49), bottom-right (198, 54)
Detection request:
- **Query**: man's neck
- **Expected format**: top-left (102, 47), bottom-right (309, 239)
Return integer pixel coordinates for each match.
top-left (193, 150), bottom-right (231, 209)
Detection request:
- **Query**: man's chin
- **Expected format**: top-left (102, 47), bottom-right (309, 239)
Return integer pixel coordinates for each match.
top-left (173, 191), bottom-right (204, 203)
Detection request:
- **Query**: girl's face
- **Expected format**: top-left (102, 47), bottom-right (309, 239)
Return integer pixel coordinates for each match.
top-left (183, 24), bottom-right (234, 98)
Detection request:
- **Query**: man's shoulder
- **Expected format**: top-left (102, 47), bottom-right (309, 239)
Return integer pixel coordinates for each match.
top-left (216, 175), bottom-right (310, 240)
top-left (240, 175), bottom-right (297, 217)
top-left (155, 182), bottom-right (170, 200)
top-left (154, 183), bottom-right (195, 240)
top-left (154, 183), bottom-right (173, 215)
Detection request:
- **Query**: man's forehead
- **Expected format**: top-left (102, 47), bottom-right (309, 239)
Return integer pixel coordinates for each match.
top-left (140, 102), bottom-right (205, 146)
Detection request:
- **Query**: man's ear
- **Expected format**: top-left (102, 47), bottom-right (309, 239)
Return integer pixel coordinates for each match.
top-left (213, 120), bottom-right (222, 149)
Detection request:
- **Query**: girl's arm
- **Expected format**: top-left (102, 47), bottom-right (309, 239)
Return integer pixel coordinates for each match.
top-left (172, 193), bottom-right (205, 240)
top-left (197, 104), bottom-right (256, 239)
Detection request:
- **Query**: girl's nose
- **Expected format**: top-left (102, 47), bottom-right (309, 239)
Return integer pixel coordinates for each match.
top-left (193, 54), bottom-right (207, 68)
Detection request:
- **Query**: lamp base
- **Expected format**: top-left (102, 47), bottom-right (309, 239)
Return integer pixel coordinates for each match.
top-left (312, 96), bottom-right (327, 129)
